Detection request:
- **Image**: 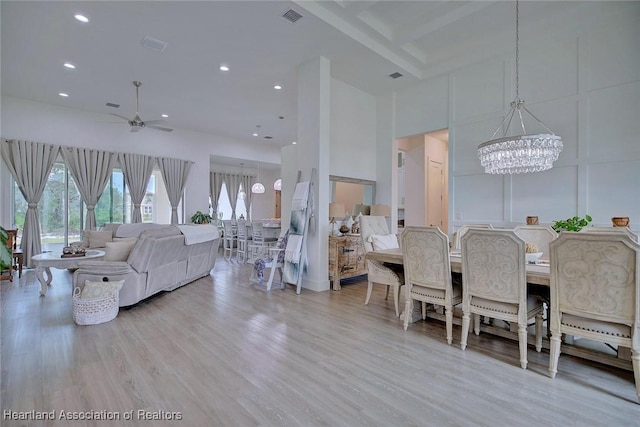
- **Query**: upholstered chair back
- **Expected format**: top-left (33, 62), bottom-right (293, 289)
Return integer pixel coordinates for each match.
top-left (402, 226), bottom-right (451, 292)
top-left (360, 215), bottom-right (392, 253)
top-left (461, 228), bottom-right (526, 308)
top-left (579, 226), bottom-right (638, 243)
top-left (453, 223), bottom-right (493, 250)
top-left (514, 225), bottom-right (558, 259)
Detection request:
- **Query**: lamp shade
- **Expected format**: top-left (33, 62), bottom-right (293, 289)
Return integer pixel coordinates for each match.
top-left (329, 202), bottom-right (345, 219)
top-left (273, 178), bottom-right (282, 191)
top-left (251, 182), bottom-right (265, 194)
top-left (371, 204), bottom-right (391, 217)
top-left (352, 204), bottom-right (371, 216)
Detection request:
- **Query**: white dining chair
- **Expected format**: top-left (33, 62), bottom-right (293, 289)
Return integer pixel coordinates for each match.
top-left (514, 225), bottom-right (558, 260)
top-left (401, 226), bottom-right (461, 344)
top-left (452, 223), bottom-right (493, 250)
top-left (360, 215), bottom-right (404, 317)
top-left (235, 220), bottom-right (251, 263)
top-left (548, 231), bottom-right (640, 402)
top-left (579, 226), bottom-right (638, 242)
top-left (460, 228), bottom-right (544, 369)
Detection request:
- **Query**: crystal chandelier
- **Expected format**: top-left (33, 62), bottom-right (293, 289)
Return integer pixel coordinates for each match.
top-left (477, 1), bottom-right (563, 174)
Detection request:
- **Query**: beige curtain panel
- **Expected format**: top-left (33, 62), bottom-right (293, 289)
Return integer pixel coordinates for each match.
top-left (240, 174), bottom-right (255, 221)
top-left (1, 139), bottom-right (60, 267)
top-left (223, 173), bottom-right (241, 220)
top-left (119, 153), bottom-right (156, 223)
top-left (158, 157), bottom-right (192, 224)
top-left (61, 147), bottom-right (117, 231)
top-left (210, 171), bottom-right (225, 216)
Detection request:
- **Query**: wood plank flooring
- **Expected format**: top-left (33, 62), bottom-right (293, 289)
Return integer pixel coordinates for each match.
top-left (1, 253), bottom-right (639, 426)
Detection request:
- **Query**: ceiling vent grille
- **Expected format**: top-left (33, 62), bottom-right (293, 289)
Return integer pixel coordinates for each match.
top-left (263, 136), bottom-right (273, 140)
top-left (105, 102), bottom-right (120, 108)
top-left (389, 72), bottom-right (403, 79)
top-left (282, 9), bottom-right (303, 23)
top-left (141, 36), bottom-right (168, 53)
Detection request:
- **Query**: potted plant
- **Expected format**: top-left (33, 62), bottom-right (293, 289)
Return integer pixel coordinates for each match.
top-left (0, 226), bottom-right (12, 274)
top-left (190, 210), bottom-right (213, 224)
top-left (552, 214), bottom-right (592, 232)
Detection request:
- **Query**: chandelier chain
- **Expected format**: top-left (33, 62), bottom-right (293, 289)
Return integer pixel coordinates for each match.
top-left (515, 0), bottom-right (520, 100)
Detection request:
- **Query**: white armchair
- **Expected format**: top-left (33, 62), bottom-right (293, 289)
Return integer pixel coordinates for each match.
top-left (360, 216), bottom-right (404, 317)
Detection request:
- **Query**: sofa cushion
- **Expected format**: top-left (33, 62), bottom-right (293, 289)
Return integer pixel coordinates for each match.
top-left (85, 230), bottom-right (113, 248)
top-left (104, 239), bottom-right (138, 262)
top-left (81, 280), bottom-right (124, 299)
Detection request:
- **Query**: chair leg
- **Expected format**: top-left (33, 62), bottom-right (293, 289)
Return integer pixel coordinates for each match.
top-left (518, 323), bottom-right (528, 369)
top-left (364, 280), bottom-right (374, 306)
top-left (535, 313), bottom-right (543, 352)
top-left (266, 262), bottom-right (277, 291)
top-left (631, 350), bottom-right (639, 403)
top-left (393, 285), bottom-right (400, 318)
top-left (461, 311), bottom-right (471, 350)
top-left (549, 332), bottom-right (562, 378)
top-left (384, 284), bottom-right (390, 300)
top-left (445, 305), bottom-right (453, 345)
top-left (473, 313), bottom-right (481, 336)
top-left (421, 301), bottom-right (427, 320)
top-left (403, 298), bottom-right (413, 331)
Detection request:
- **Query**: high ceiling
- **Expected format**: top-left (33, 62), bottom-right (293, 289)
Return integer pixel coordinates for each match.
top-left (1, 1), bottom-right (627, 148)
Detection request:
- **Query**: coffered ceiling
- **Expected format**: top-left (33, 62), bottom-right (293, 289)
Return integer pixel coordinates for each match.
top-left (1, 1), bottom-right (630, 148)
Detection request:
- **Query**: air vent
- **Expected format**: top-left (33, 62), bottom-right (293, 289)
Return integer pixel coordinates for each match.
top-left (105, 102), bottom-right (120, 108)
top-left (389, 72), bottom-right (403, 79)
top-left (282, 9), bottom-right (303, 23)
top-left (141, 36), bottom-right (168, 53)
top-left (263, 136), bottom-right (273, 140)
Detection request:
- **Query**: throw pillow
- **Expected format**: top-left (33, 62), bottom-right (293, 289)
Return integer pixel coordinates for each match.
top-left (369, 234), bottom-right (399, 251)
top-left (86, 230), bottom-right (113, 248)
top-left (81, 280), bottom-right (124, 299)
top-left (104, 239), bottom-right (137, 261)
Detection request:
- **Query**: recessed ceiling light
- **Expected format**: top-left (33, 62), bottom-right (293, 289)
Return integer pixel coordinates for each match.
top-left (219, 65), bottom-right (229, 72)
top-left (74, 14), bottom-right (89, 23)
top-left (63, 63), bottom-right (76, 69)
top-left (161, 114), bottom-right (169, 118)
top-left (292, 141), bottom-right (297, 145)
top-left (274, 85), bottom-right (282, 90)
top-left (252, 133), bottom-right (259, 137)
top-left (59, 92), bottom-right (69, 97)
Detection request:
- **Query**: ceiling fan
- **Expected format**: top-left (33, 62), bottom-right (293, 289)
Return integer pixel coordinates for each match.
top-left (110, 81), bottom-right (173, 133)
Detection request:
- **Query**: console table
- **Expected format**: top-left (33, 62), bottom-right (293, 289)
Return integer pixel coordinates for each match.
top-left (328, 235), bottom-right (367, 290)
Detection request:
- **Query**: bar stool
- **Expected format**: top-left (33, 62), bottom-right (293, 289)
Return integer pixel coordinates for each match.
top-left (222, 220), bottom-right (237, 260)
top-left (236, 220), bottom-right (251, 263)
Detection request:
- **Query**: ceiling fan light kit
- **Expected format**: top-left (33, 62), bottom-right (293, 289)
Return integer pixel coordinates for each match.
top-left (110, 81), bottom-right (173, 133)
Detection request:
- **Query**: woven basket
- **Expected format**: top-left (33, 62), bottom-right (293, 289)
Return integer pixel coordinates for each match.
top-left (72, 287), bottom-right (119, 325)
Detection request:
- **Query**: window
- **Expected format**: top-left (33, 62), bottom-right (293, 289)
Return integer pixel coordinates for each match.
top-left (216, 182), bottom-right (247, 221)
top-left (10, 161), bottom-right (183, 253)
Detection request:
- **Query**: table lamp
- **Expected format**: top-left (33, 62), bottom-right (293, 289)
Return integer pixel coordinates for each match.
top-left (329, 202), bottom-right (345, 236)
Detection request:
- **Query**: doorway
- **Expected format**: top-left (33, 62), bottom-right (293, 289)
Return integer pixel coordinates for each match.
top-left (396, 129), bottom-right (449, 233)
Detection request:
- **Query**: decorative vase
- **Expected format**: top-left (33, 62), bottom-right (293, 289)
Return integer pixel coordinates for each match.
top-left (526, 216), bottom-right (539, 225)
top-left (339, 225), bottom-right (350, 235)
top-left (611, 216), bottom-right (630, 227)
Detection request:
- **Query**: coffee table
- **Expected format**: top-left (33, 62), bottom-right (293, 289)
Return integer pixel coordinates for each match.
top-left (32, 249), bottom-right (105, 296)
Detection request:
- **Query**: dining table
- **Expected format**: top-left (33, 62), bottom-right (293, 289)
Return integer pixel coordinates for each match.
top-left (364, 247), bottom-right (634, 371)
top-left (365, 247), bottom-right (550, 286)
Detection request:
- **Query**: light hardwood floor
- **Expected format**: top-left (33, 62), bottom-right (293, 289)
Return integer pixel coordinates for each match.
top-left (1, 253), bottom-right (639, 426)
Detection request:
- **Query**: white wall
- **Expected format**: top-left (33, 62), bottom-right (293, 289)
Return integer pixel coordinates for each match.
top-left (1, 96), bottom-right (281, 224)
top-left (390, 11), bottom-right (640, 234)
top-left (330, 78), bottom-right (377, 181)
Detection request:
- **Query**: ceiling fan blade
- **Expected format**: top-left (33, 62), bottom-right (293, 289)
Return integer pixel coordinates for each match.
top-left (110, 113), bottom-right (131, 122)
top-left (147, 125), bottom-right (173, 132)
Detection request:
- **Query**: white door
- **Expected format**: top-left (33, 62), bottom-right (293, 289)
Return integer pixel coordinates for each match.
top-left (427, 159), bottom-right (444, 229)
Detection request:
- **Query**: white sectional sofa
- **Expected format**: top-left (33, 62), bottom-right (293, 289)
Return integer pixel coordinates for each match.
top-left (73, 224), bottom-right (220, 307)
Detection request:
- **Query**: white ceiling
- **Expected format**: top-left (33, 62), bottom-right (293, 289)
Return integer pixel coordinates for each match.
top-left (2, 1), bottom-right (631, 150)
